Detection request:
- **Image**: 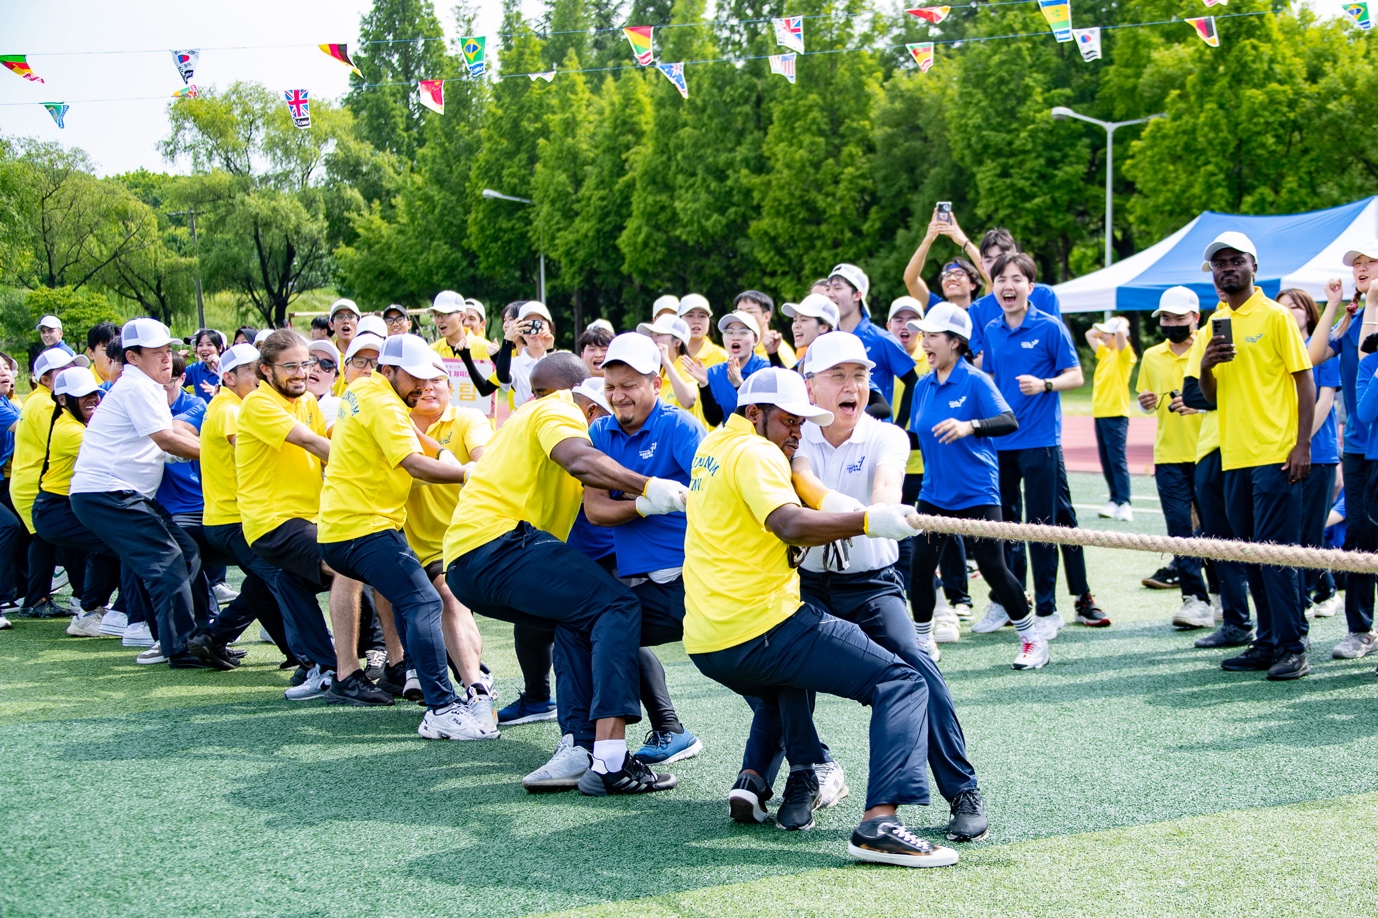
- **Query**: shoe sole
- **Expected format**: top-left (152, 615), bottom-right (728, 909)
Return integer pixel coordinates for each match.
top-left (1171, 620), bottom-right (1211, 629)
top-left (776, 815), bottom-right (816, 831)
top-left (522, 777), bottom-right (583, 792)
top-left (284, 690), bottom-right (329, 700)
top-left (846, 843), bottom-right (959, 867)
top-left (498, 709), bottom-right (560, 726)
top-left (933, 632), bottom-right (961, 644)
top-left (97, 625), bottom-right (126, 636)
top-left (417, 725), bottom-right (499, 740)
top-left (653, 737), bottom-right (704, 766)
top-left (1220, 662), bottom-right (1273, 672)
top-left (577, 772), bottom-right (677, 796)
top-left (947, 826), bottom-right (989, 842)
top-left (1266, 666), bottom-right (1311, 681)
top-left (1012, 657), bottom-right (1049, 670)
top-left (135, 656), bottom-right (168, 665)
top-left (969, 622), bottom-right (1008, 634)
top-left (324, 692), bottom-right (396, 707)
top-left (728, 790), bottom-right (769, 824)
top-left (1141, 580), bottom-right (1177, 590)
top-left (1077, 616), bottom-right (1112, 627)
top-left (1332, 647), bottom-right (1374, 660)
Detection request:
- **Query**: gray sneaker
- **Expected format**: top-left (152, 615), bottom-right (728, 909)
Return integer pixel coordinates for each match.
top-left (1195, 624), bottom-right (1254, 648)
top-left (466, 685), bottom-right (499, 732)
top-left (522, 733), bottom-right (591, 792)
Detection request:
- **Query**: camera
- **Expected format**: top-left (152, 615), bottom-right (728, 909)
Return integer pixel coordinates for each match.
top-left (1168, 389), bottom-right (1182, 413)
top-left (527, 318), bottom-right (544, 335)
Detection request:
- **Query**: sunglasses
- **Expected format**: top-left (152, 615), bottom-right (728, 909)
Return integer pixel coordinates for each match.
top-left (316, 360), bottom-right (338, 373)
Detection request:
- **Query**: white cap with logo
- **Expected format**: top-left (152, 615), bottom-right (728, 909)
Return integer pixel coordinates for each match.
top-left (1201, 231), bottom-right (1258, 271)
top-left (605, 332), bottom-right (663, 374)
top-left (801, 332), bottom-right (875, 375)
top-left (329, 298), bottom-right (362, 319)
top-left (1154, 285), bottom-right (1202, 316)
top-left (36, 315), bottom-right (62, 331)
top-left (219, 344), bottom-right (261, 376)
top-left (717, 311), bottom-right (762, 339)
top-left (911, 302), bottom-right (973, 340)
top-left (783, 294), bottom-right (840, 328)
top-left (829, 263), bottom-right (870, 311)
top-left (54, 366), bottom-right (102, 398)
top-left (636, 316), bottom-right (691, 348)
top-left (378, 334), bottom-right (446, 380)
top-left (678, 293), bottom-right (712, 318)
top-left (121, 317), bottom-right (174, 349)
top-left (738, 367), bottom-right (834, 426)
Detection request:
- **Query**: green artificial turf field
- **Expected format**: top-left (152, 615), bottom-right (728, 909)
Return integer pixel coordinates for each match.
top-left (3, 472), bottom-right (1376, 918)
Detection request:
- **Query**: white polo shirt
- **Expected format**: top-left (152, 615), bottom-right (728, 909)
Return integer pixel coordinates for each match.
top-left (796, 413), bottom-right (910, 573)
top-left (69, 364), bottom-right (173, 499)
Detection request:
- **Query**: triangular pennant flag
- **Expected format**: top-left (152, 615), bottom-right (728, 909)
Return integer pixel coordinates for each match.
top-left (0, 55), bottom-right (44, 83)
top-left (907, 42), bottom-right (936, 73)
top-left (623, 26), bottom-right (654, 66)
top-left (906, 7), bottom-right (951, 24)
top-left (283, 88), bottom-right (311, 129)
top-left (42, 102), bottom-right (68, 129)
top-left (462, 36), bottom-right (486, 77)
top-left (768, 53), bottom-right (797, 84)
top-left (1072, 27), bottom-right (1101, 62)
top-left (319, 43), bottom-right (363, 77)
top-left (172, 85), bottom-right (199, 99)
top-left (528, 70), bottom-right (556, 83)
top-left (418, 79), bottom-right (444, 114)
top-left (1187, 17), bottom-right (1220, 46)
top-left (1037, 0), bottom-right (1074, 42)
top-left (1202, 0), bottom-right (1228, 5)
top-left (1345, 2), bottom-right (1373, 29)
top-left (657, 61), bottom-right (687, 99)
top-left (171, 49), bottom-right (198, 83)
top-left (772, 17), bottom-right (804, 53)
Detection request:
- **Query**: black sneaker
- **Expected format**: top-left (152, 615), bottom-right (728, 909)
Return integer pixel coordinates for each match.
top-left (728, 772), bottom-right (773, 824)
top-left (1074, 593), bottom-right (1111, 627)
top-left (376, 661), bottom-right (407, 697)
top-left (225, 647), bottom-right (248, 660)
top-left (20, 599), bottom-right (63, 619)
top-left (576, 754), bottom-right (676, 796)
top-left (847, 816), bottom-right (959, 867)
top-left (288, 664), bottom-right (311, 687)
top-left (167, 651), bottom-right (218, 669)
top-left (1195, 624), bottom-right (1254, 648)
top-left (776, 768), bottom-right (821, 831)
top-left (1266, 652), bottom-right (1310, 681)
top-left (187, 634), bottom-right (239, 671)
top-left (325, 671), bottom-right (396, 706)
top-left (1221, 641), bottom-right (1277, 671)
top-left (1141, 566), bottom-right (1180, 590)
top-left (947, 789), bottom-right (989, 841)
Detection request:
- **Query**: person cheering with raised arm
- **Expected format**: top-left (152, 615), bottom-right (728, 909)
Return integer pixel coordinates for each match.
top-left (903, 207), bottom-right (987, 309)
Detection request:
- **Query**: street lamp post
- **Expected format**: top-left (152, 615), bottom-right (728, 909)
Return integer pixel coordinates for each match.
top-left (168, 208), bottom-right (207, 329)
top-left (481, 188), bottom-right (545, 304)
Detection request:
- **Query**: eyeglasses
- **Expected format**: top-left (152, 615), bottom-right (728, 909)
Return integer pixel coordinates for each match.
top-left (722, 326), bottom-right (756, 339)
top-left (385, 315), bottom-right (410, 326)
top-left (347, 356), bottom-right (377, 370)
top-left (316, 360), bottom-right (338, 373)
top-left (272, 359), bottom-right (317, 374)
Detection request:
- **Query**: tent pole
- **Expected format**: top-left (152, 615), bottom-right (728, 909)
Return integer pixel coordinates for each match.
top-left (1104, 125), bottom-right (1115, 324)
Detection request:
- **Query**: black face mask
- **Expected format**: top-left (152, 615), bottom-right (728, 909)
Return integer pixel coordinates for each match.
top-left (1161, 324), bottom-right (1192, 343)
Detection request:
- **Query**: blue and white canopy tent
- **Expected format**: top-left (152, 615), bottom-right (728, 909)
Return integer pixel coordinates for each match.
top-left (1055, 197), bottom-right (1378, 313)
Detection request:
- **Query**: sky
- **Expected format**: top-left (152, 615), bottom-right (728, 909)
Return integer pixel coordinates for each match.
top-left (0, 0), bottom-right (532, 176)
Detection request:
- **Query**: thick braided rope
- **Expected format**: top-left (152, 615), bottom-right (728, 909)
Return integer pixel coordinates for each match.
top-left (908, 514), bottom-right (1378, 575)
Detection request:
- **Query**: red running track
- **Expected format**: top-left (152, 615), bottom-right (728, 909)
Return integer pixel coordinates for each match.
top-left (1062, 415), bottom-right (1158, 477)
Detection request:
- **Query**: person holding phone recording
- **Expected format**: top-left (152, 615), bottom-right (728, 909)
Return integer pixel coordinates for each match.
top-left (903, 206), bottom-right (987, 310)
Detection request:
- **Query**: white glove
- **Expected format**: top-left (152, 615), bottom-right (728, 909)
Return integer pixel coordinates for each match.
top-left (436, 448), bottom-right (462, 468)
top-left (639, 477), bottom-right (689, 516)
top-left (458, 462), bottom-right (476, 482)
top-left (820, 490), bottom-right (866, 514)
top-left (163, 451), bottom-right (189, 464)
top-left (863, 504), bottom-right (923, 540)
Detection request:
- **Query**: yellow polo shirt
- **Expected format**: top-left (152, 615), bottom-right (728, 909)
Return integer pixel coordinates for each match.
top-left (693, 339), bottom-right (729, 368)
top-left (318, 374), bottom-right (424, 543)
top-left (1092, 342), bottom-right (1137, 418)
top-left (10, 384), bottom-right (54, 533)
top-left (236, 381), bottom-right (328, 545)
top-left (1198, 290), bottom-right (1311, 471)
top-left (1137, 339), bottom-right (1203, 466)
top-left (443, 390), bottom-right (590, 565)
top-left (1186, 314), bottom-right (1222, 462)
top-left (405, 406), bottom-right (493, 566)
top-left (432, 336), bottom-right (492, 364)
top-left (201, 388), bottom-right (243, 527)
top-left (37, 411), bottom-right (84, 497)
top-left (683, 413), bottom-right (803, 654)
top-left (755, 338), bottom-right (797, 370)
top-left (893, 349), bottom-right (931, 475)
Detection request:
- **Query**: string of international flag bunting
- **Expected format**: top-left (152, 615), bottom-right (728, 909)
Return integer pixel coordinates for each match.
top-left (2, 0), bottom-right (1372, 129)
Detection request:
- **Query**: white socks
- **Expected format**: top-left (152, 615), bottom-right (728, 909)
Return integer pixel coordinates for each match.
top-left (915, 620), bottom-right (934, 638)
top-left (592, 739), bottom-right (628, 774)
top-left (1011, 614), bottom-right (1035, 636)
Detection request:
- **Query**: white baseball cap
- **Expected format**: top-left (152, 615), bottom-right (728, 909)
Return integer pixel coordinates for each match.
top-left (219, 344), bottom-right (261, 376)
top-left (35, 315), bottom-right (62, 331)
top-left (738, 367), bottom-right (834, 426)
top-left (253, 329), bottom-right (273, 346)
top-left (464, 298), bottom-right (486, 318)
top-left (1093, 316), bottom-right (1130, 335)
top-left (1343, 240), bottom-right (1378, 267)
top-left (636, 316), bottom-right (691, 348)
top-left (345, 333), bottom-right (384, 361)
top-left (588, 318), bottom-right (616, 334)
top-left (121, 317), bottom-right (174, 349)
top-left (783, 294), bottom-right (840, 328)
top-left (1154, 286), bottom-right (1202, 316)
top-left (911, 302), bottom-right (973, 339)
top-left (887, 296), bottom-right (926, 322)
top-left (329, 298), bottom-right (362, 319)
top-left (801, 332), bottom-right (875, 375)
top-left (717, 311), bottom-right (762, 339)
top-left (651, 294), bottom-right (680, 319)
top-left (572, 376), bottom-right (613, 415)
top-left (1201, 232), bottom-right (1258, 271)
top-left (829, 263), bottom-right (870, 310)
top-left (518, 301), bottom-right (553, 323)
top-left (307, 339), bottom-right (340, 365)
top-left (678, 293), bottom-right (712, 318)
top-left (34, 347), bottom-right (81, 380)
top-left (378, 334), bottom-right (446, 380)
top-left (356, 315), bottom-right (388, 338)
top-left (54, 366), bottom-right (101, 398)
top-left (431, 290), bottom-right (464, 314)
top-left (605, 332), bottom-right (663, 374)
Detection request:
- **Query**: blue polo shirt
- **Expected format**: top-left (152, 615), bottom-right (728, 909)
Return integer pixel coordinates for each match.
top-left (706, 352), bottom-right (770, 419)
top-left (910, 359), bottom-right (1011, 510)
top-left (567, 508), bottom-right (614, 562)
top-left (590, 400), bottom-right (705, 577)
top-left (155, 392), bottom-right (206, 515)
top-left (0, 396), bottom-right (21, 475)
top-left (1354, 352), bottom-right (1378, 461)
top-left (982, 305), bottom-right (1080, 452)
top-left (847, 315), bottom-right (916, 406)
top-left (183, 361), bottom-right (218, 403)
top-left (1310, 336), bottom-right (1341, 466)
top-left (1330, 314), bottom-right (1371, 455)
top-left (970, 283), bottom-right (1062, 357)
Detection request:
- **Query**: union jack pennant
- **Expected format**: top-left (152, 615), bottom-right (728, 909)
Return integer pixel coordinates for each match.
top-left (769, 53), bottom-right (797, 84)
top-left (772, 17), bottom-right (804, 53)
top-left (283, 88), bottom-right (311, 129)
top-left (657, 61), bottom-right (688, 99)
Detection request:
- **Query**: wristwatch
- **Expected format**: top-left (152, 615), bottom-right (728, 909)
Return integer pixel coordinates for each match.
top-left (1043, 378), bottom-right (1054, 393)
top-left (970, 418), bottom-right (982, 435)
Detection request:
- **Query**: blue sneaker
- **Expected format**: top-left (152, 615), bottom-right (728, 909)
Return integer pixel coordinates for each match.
top-left (497, 692), bottom-right (558, 726)
top-left (635, 727), bottom-right (704, 765)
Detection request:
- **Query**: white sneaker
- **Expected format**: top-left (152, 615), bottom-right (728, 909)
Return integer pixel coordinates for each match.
top-left (932, 615), bottom-right (961, 644)
top-left (935, 593), bottom-right (952, 614)
top-left (68, 596), bottom-right (83, 615)
top-left (135, 642), bottom-right (166, 665)
top-left (284, 665), bottom-right (334, 700)
top-left (1034, 611), bottom-right (1064, 642)
top-left (952, 602), bottom-right (974, 622)
top-left (0, 613), bottom-right (11, 630)
top-left (1172, 597), bottom-right (1214, 630)
top-left (213, 583), bottom-right (240, 606)
top-left (1332, 631), bottom-right (1377, 659)
top-left (466, 686), bottom-right (500, 733)
top-left (971, 602), bottom-right (1010, 633)
top-left (1112, 503), bottom-right (1134, 522)
top-left (1012, 634), bottom-right (1050, 670)
top-left (521, 734), bottom-right (591, 790)
top-left (51, 567), bottom-right (68, 592)
top-left (1097, 501), bottom-right (1117, 518)
top-left (121, 621), bottom-right (155, 648)
top-left (418, 701), bottom-right (499, 741)
top-left (98, 609), bottom-right (128, 636)
top-left (1210, 594), bottom-right (1224, 623)
top-left (1311, 595), bottom-right (1342, 619)
top-left (66, 611), bottom-right (104, 637)
top-left (917, 634), bottom-right (942, 662)
top-left (816, 760), bottom-right (850, 808)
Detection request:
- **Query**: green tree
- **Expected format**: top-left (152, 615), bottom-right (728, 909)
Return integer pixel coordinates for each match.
top-left (347, 0), bottom-right (454, 163)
